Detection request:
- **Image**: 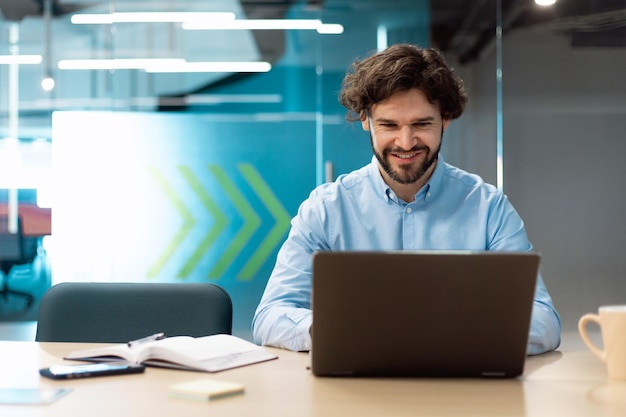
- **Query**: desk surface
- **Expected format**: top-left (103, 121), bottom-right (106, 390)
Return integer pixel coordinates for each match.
top-left (1, 341), bottom-right (625, 416)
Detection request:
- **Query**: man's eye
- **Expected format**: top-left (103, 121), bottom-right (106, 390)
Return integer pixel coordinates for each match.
top-left (414, 122), bottom-right (432, 128)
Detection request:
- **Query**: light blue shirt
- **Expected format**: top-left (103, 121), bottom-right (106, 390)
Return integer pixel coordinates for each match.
top-left (252, 155), bottom-right (561, 355)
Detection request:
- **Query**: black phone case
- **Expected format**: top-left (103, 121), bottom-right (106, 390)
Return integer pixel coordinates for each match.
top-left (39, 363), bottom-right (146, 380)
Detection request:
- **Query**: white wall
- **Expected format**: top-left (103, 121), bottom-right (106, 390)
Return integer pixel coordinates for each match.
top-left (444, 28), bottom-right (626, 332)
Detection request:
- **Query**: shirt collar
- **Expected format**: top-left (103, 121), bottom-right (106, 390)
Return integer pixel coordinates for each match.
top-left (369, 154), bottom-right (445, 204)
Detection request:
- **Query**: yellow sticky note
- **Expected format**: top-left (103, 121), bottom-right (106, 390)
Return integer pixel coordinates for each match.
top-left (169, 379), bottom-right (244, 402)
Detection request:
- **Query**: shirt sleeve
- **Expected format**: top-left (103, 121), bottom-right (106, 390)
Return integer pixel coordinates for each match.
top-left (250, 242), bottom-right (314, 351)
top-left (251, 193), bottom-right (325, 351)
top-left (487, 193), bottom-right (562, 355)
top-left (527, 274), bottom-right (562, 355)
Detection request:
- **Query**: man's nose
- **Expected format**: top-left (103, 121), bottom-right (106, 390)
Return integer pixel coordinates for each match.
top-left (397, 125), bottom-right (416, 149)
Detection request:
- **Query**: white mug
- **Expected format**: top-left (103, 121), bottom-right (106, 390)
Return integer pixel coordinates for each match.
top-left (579, 305), bottom-right (626, 380)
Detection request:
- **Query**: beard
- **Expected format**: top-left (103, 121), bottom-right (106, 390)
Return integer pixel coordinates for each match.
top-left (372, 137), bottom-right (442, 185)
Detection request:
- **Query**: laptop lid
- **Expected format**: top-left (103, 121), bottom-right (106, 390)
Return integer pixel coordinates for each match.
top-left (311, 251), bottom-right (539, 378)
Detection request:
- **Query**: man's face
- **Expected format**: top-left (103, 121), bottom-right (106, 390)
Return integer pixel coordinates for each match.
top-left (361, 88), bottom-right (450, 189)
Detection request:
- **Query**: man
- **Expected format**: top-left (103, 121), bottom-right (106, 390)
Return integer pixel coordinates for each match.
top-left (252, 44), bottom-right (561, 355)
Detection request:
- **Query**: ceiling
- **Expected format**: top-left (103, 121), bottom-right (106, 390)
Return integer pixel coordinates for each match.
top-left (0, 0), bottom-right (625, 134)
top-left (1, 0), bottom-right (623, 190)
top-left (431, 0), bottom-right (626, 64)
top-left (1, 0), bottom-right (625, 64)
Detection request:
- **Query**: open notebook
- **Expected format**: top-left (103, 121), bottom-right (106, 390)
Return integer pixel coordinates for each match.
top-left (310, 251), bottom-right (540, 378)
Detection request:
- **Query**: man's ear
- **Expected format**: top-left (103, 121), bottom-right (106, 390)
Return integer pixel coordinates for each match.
top-left (360, 112), bottom-right (370, 131)
top-left (442, 119), bottom-right (451, 131)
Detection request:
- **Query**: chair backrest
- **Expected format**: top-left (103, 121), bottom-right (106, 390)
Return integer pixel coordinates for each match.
top-left (35, 282), bottom-right (233, 342)
top-left (0, 215), bottom-right (23, 263)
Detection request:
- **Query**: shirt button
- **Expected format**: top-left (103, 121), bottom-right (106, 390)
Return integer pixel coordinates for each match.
top-left (406, 207), bottom-right (413, 214)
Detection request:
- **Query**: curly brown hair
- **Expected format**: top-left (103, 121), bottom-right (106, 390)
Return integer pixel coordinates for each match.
top-left (338, 44), bottom-right (467, 122)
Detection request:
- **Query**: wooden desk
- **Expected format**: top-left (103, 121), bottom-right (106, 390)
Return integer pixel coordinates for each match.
top-left (1, 341), bottom-right (625, 416)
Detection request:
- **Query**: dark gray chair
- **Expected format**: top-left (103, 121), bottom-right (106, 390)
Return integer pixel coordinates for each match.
top-left (35, 282), bottom-right (232, 342)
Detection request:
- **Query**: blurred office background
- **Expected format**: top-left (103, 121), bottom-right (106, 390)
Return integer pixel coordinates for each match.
top-left (1, 0), bottom-right (625, 342)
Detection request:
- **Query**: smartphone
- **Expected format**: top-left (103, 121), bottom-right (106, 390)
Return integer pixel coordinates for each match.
top-left (39, 362), bottom-right (146, 380)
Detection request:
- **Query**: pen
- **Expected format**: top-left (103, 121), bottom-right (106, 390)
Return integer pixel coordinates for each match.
top-left (127, 332), bottom-right (166, 348)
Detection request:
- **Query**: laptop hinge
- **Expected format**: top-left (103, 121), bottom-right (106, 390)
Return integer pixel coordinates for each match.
top-left (481, 371), bottom-right (506, 377)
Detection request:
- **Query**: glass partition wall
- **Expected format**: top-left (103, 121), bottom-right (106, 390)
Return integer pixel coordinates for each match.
top-left (0, 0), bottom-right (429, 336)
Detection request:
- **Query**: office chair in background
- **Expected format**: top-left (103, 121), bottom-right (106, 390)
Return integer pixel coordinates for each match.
top-left (35, 282), bottom-right (233, 342)
top-left (0, 215), bottom-right (36, 308)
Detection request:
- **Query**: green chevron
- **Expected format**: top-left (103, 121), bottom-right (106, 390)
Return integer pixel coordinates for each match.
top-left (147, 166), bottom-right (195, 278)
top-left (237, 163), bottom-right (292, 280)
top-left (208, 165), bottom-right (261, 278)
top-left (176, 165), bottom-right (228, 279)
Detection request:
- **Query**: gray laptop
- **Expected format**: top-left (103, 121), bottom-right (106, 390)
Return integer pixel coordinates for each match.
top-left (310, 251), bottom-right (539, 378)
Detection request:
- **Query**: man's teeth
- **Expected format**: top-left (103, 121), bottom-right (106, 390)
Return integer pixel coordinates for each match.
top-left (396, 153), bottom-right (417, 159)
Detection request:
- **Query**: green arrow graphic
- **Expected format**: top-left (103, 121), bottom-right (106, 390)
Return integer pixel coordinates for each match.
top-left (147, 166), bottom-right (195, 278)
top-left (208, 165), bottom-right (261, 279)
top-left (177, 165), bottom-right (228, 279)
top-left (237, 163), bottom-right (292, 281)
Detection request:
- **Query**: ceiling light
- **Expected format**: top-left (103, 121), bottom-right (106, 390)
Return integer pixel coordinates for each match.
top-left (316, 24), bottom-right (344, 35)
top-left (535, 0), bottom-right (557, 6)
top-left (182, 19), bottom-right (344, 34)
top-left (71, 12), bottom-right (236, 24)
top-left (70, 13), bottom-right (342, 34)
top-left (0, 55), bottom-right (43, 65)
top-left (41, 77), bottom-right (56, 91)
top-left (58, 58), bottom-right (186, 70)
top-left (57, 58), bottom-right (271, 73)
top-left (144, 61), bottom-right (272, 73)
top-left (184, 19), bottom-right (320, 30)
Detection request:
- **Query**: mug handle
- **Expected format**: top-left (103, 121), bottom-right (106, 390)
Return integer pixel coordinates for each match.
top-left (578, 313), bottom-right (606, 362)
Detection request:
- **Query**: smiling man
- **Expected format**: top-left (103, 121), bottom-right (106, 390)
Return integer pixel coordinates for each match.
top-left (252, 44), bottom-right (561, 355)
top-left (364, 88), bottom-right (447, 202)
